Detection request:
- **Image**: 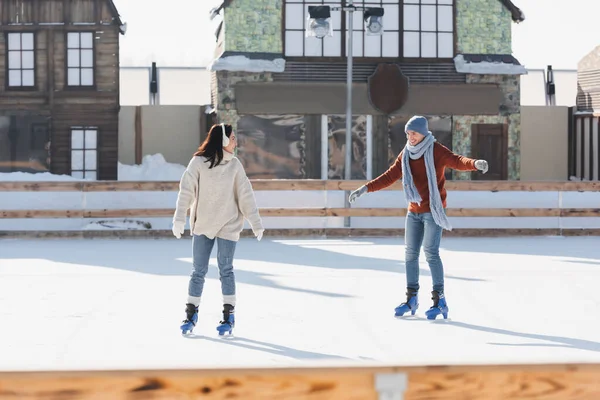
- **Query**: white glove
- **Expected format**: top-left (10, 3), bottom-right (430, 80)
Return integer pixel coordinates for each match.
top-left (172, 221), bottom-right (185, 239)
top-left (475, 160), bottom-right (488, 174)
top-left (348, 185), bottom-right (367, 203)
top-left (255, 229), bottom-right (264, 241)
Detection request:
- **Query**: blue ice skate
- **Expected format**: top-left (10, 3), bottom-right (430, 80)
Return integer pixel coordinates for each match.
top-left (425, 291), bottom-right (448, 320)
top-left (180, 303), bottom-right (198, 334)
top-left (395, 288), bottom-right (419, 317)
top-left (217, 304), bottom-right (235, 336)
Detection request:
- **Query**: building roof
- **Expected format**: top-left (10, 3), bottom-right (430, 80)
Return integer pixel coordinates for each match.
top-left (107, 0), bottom-right (126, 35)
top-left (498, 0), bottom-right (525, 23)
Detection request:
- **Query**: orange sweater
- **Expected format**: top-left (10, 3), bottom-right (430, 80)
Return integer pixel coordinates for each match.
top-left (366, 143), bottom-right (477, 213)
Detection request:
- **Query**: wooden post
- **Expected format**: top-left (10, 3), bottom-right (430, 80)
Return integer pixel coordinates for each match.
top-left (134, 106), bottom-right (142, 164)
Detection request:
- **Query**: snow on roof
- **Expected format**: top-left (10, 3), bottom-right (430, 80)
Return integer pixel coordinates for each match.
top-left (208, 54), bottom-right (286, 73)
top-left (454, 54), bottom-right (528, 75)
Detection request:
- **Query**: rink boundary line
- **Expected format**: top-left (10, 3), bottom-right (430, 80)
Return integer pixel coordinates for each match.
top-left (1, 179), bottom-right (600, 192)
top-left (0, 362), bottom-right (599, 399)
top-left (2, 228), bottom-right (600, 239)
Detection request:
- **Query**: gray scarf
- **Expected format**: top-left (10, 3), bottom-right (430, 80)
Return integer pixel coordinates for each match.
top-left (401, 134), bottom-right (452, 231)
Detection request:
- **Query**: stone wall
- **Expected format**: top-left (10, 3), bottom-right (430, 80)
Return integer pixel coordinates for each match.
top-left (221, 0), bottom-right (512, 56)
top-left (223, 0), bottom-right (282, 54)
top-left (452, 73), bottom-right (521, 180)
top-left (213, 71), bottom-right (274, 129)
top-left (456, 0), bottom-right (511, 54)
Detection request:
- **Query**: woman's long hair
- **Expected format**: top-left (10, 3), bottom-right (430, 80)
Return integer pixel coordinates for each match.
top-left (193, 123), bottom-right (232, 168)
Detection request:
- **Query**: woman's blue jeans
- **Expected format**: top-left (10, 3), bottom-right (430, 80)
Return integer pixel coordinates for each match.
top-left (188, 234), bottom-right (237, 299)
top-left (404, 211), bottom-right (444, 294)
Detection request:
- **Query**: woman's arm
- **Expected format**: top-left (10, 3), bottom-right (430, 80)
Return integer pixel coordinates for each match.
top-left (173, 157), bottom-right (200, 225)
top-left (234, 162), bottom-right (264, 237)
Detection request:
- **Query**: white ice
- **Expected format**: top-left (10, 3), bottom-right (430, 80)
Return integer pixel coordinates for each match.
top-left (1, 236), bottom-right (599, 372)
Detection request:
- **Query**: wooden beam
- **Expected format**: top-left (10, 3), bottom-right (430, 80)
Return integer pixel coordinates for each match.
top-left (0, 363), bottom-right (599, 400)
top-left (3, 228), bottom-right (600, 240)
top-left (2, 208), bottom-right (600, 219)
top-left (47, 29), bottom-right (55, 108)
top-left (0, 182), bottom-right (84, 192)
top-left (134, 106), bottom-right (142, 165)
top-left (2, 180), bottom-right (600, 192)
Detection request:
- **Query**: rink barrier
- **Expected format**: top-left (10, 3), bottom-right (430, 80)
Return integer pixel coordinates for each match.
top-left (2, 179), bottom-right (600, 238)
top-left (1, 363), bottom-right (600, 399)
top-left (1, 179), bottom-right (600, 192)
top-left (3, 207), bottom-right (600, 219)
top-left (3, 228), bottom-right (600, 239)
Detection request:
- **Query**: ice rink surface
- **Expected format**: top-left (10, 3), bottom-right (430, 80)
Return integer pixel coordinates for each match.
top-left (1, 235), bottom-right (599, 372)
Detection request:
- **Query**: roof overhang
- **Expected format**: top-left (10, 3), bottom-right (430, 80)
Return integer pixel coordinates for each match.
top-left (107, 0), bottom-right (126, 35)
top-left (454, 54), bottom-right (528, 75)
top-left (498, 0), bottom-right (525, 23)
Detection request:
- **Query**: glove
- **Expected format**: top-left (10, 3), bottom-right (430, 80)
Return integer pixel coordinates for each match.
top-left (172, 221), bottom-right (184, 239)
top-left (348, 185), bottom-right (367, 203)
top-left (255, 229), bottom-right (264, 241)
top-left (475, 160), bottom-right (488, 174)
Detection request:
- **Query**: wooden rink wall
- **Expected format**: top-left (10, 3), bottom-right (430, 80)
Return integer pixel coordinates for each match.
top-left (1, 363), bottom-right (600, 399)
top-left (1, 179), bottom-right (600, 238)
top-left (2, 179), bottom-right (600, 399)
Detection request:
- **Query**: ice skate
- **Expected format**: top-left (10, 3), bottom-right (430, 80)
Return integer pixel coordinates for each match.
top-left (395, 288), bottom-right (419, 317)
top-left (216, 303), bottom-right (235, 336)
top-left (180, 303), bottom-right (198, 334)
top-left (425, 290), bottom-right (448, 320)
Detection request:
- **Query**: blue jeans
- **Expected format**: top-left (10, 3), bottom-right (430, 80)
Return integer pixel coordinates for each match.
top-left (188, 234), bottom-right (237, 300)
top-left (404, 212), bottom-right (444, 294)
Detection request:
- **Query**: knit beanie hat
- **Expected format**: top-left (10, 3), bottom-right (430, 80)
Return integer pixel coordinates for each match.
top-left (405, 116), bottom-right (431, 137)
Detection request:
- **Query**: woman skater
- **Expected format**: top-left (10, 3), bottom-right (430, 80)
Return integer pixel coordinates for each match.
top-left (348, 116), bottom-right (488, 320)
top-left (172, 123), bottom-right (264, 335)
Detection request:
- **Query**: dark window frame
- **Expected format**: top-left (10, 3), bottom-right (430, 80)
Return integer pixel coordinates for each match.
top-left (65, 31), bottom-right (96, 89)
top-left (5, 31), bottom-right (37, 91)
top-left (282, 0), bottom-right (456, 62)
top-left (70, 126), bottom-right (98, 179)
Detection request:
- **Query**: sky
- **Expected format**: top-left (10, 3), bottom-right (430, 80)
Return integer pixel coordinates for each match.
top-left (113, 0), bottom-right (599, 70)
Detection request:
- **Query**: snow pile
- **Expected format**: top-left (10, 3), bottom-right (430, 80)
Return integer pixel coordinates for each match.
top-left (0, 171), bottom-right (83, 181)
top-left (569, 176), bottom-right (589, 181)
top-left (208, 55), bottom-right (286, 73)
top-left (454, 54), bottom-right (528, 75)
top-left (83, 219), bottom-right (152, 230)
top-left (118, 154), bottom-right (186, 181)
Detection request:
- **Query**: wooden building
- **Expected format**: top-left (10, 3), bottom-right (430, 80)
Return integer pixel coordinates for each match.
top-left (208, 0), bottom-right (526, 181)
top-left (0, 0), bottom-right (125, 180)
top-left (573, 45), bottom-right (600, 181)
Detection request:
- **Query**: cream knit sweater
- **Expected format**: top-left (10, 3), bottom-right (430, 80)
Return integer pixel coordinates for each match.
top-left (172, 151), bottom-right (263, 241)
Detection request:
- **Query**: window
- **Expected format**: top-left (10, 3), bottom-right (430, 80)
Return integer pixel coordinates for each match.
top-left (284, 0), bottom-right (400, 58)
top-left (71, 127), bottom-right (98, 179)
top-left (0, 115), bottom-right (50, 173)
top-left (235, 115), bottom-right (307, 179)
top-left (283, 0), bottom-right (453, 59)
top-left (67, 32), bottom-right (94, 86)
top-left (7, 32), bottom-right (35, 88)
top-left (403, 0), bottom-right (454, 58)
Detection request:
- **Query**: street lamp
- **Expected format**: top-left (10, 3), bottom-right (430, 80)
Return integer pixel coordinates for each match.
top-left (307, 3), bottom-right (384, 183)
top-left (308, 2), bottom-right (384, 226)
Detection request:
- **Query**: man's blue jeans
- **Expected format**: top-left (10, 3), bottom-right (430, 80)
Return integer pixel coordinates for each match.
top-left (404, 211), bottom-right (444, 294)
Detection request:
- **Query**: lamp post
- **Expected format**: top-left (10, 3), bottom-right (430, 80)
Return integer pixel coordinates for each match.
top-left (307, 3), bottom-right (384, 225)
